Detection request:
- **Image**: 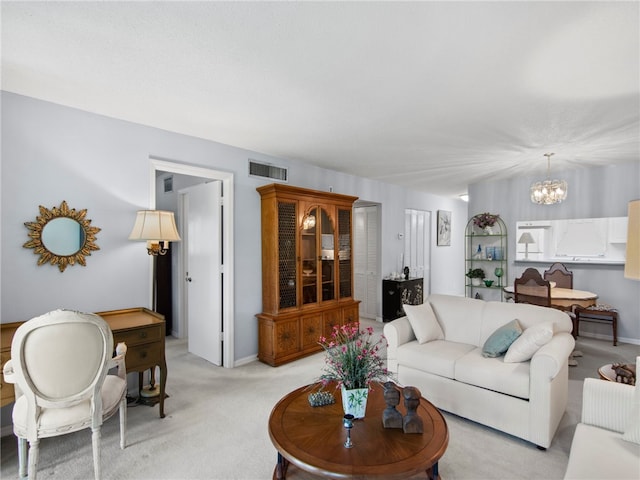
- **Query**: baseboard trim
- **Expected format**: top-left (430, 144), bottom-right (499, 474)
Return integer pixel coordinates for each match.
top-left (579, 331), bottom-right (640, 346)
top-left (234, 354), bottom-right (258, 367)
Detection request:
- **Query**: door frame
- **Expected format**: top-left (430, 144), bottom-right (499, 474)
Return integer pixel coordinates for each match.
top-left (150, 158), bottom-right (235, 368)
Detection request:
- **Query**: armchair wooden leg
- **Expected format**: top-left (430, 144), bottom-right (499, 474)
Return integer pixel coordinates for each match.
top-left (92, 427), bottom-right (101, 480)
top-left (28, 438), bottom-right (39, 480)
top-left (119, 397), bottom-right (127, 449)
top-left (17, 437), bottom-right (27, 478)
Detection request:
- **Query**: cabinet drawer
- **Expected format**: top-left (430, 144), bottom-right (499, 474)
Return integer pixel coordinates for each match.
top-left (125, 342), bottom-right (164, 371)
top-left (113, 325), bottom-right (162, 347)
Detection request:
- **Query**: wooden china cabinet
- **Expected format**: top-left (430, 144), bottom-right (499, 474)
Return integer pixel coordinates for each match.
top-left (256, 184), bottom-right (360, 366)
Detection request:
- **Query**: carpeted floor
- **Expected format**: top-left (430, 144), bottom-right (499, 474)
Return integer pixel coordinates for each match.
top-left (1, 318), bottom-right (638, 480)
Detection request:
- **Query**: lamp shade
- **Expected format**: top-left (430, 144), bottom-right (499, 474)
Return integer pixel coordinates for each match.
top-left (624, 200), bottom-right (639, 280)
top-left (128, 210), bottom-right (181, 242)
top-left (518, 232), bottom-right (535, 244)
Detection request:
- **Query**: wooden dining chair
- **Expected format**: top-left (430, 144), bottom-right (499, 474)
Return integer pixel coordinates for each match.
top-left (543, 262), bottom-right (573, 289)
top-left (514, 268), bottom-right (551, 307)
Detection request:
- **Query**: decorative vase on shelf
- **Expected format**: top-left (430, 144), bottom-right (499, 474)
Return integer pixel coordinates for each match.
top-left (483, 226), bottom-right (494, 235)
top-left (341, 386), bottom-right (369, 419)
top-left (471, 278), bottom-right (482, 287)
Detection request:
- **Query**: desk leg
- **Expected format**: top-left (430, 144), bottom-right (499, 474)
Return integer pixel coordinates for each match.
top-left (159, 359), bottom-right (167, 418)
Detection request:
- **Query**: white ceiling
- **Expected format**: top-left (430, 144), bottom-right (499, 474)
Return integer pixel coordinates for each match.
top-left (2, 1), bottom-right (638, 198)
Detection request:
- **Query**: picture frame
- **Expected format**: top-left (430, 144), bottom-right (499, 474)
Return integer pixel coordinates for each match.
top-left (437, 210), bottom-right (451, 246)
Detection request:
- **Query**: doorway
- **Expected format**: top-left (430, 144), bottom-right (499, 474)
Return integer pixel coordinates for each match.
top-left (404, 209), bottom-right (431, 296)
top-left (354, 203), bottom-right (381, 321)
top-left (150, 158), bottom-right (235, 368)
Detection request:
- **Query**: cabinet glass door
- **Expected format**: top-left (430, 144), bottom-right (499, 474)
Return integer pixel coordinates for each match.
top-left (301, 207), bottom-right (318, 305)
top-left (338, 208), bottom-right (352, 299)
top-left (278, 201), bottom-right (298, 309)
top-left (320, 208), bottom-right (335, 301)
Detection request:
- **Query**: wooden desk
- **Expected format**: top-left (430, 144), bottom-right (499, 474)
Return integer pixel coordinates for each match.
top-left (503, 286), bottom-right (598, 310)
top-left (269, 383), bottom-right (448, 479)
top-left (0, 322), bottom-right (24, 407)
top-left (1, 308), bottom-right (167, 418)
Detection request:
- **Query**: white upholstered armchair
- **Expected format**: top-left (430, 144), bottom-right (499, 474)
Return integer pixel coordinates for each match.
top-left (3, 309), bottom-right (128, 480)
top-left (564, 356), bottom-right (640, 479)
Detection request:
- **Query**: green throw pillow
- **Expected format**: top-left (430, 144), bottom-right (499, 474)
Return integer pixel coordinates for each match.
top-left (482, 319), bottom-right (523, 358)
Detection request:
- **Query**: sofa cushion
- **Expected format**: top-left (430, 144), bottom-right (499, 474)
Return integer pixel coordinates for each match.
top-left (479, 301), bottom-right (572, 345)
top-left (504, 322), bottom-right (554, 363)
top-left (396, 340), bottom-right (475, 379)
top-left (565, 423), bottom-right (640, 479)
top-left (482, 319), bottom-right (523, 358)
top-left (404, 302), bottom-right (444, 344)
top-left (455, 348), bottom-right (531, 399)
top-left (427, 294), bottom-right (485, 346)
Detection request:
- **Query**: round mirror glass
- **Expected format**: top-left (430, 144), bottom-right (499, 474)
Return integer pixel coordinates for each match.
top-left (41, 217), bottom-right (85, 256)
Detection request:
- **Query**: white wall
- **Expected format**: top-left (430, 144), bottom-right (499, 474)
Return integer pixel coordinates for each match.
top-left (469, 161), bottom-right (640, 343)
top-left (1, 92), bottom-right (467, 359)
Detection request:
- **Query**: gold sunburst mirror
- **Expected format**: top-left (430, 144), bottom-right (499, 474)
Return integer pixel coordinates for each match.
top-left (24, 201), bottom-right (101, 272)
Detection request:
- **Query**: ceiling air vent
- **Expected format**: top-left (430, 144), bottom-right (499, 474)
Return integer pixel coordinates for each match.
top-left (249, 160), bottom-right (288, 182)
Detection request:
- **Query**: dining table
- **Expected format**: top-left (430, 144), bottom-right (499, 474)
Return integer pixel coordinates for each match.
top-left (502, 286), bottom-right (598, 310)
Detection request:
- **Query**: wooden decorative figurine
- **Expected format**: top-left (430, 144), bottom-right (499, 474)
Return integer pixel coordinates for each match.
top-left (382, 381), bottom-right (403, 429)
top-left (402, 386), bottom-right (424, 434)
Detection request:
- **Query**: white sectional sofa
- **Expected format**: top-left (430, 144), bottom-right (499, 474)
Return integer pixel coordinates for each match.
top-left (564, 357), bottom-right (640, 479)
top-left (384, 294), bottom-right (575, 449)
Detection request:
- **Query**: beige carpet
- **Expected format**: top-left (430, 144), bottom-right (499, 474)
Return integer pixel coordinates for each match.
top-left (1, 318), bottom-right (638, 480)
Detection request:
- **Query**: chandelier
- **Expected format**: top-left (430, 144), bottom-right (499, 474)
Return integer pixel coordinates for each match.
top-left (530, 153), bottom-right (568, 205)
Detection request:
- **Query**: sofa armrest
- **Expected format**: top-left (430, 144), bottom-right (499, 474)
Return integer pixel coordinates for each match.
top-left (581, 377), bottom-right (634, 433)
top-left (383, 316), bottom-right (416, 373)
top-left (530, 332), bottom-right (575, 379)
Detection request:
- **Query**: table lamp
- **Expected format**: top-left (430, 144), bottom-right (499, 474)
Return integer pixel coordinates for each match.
top-left (518, 232), bottom-right (535, 260)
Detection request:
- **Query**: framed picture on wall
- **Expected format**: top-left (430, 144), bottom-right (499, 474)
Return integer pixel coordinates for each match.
top-left (437, 210), bottom-right (451, 246)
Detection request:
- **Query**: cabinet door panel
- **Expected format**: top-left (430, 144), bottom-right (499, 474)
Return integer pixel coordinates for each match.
top-left (275, 318), bottom-right (300, 357)
top-left (301, 314), bottom-right (323, 350)
top-left (323, 309), bottom-right (342, 338)
top-left (342, 304), bottom-right (360, 326)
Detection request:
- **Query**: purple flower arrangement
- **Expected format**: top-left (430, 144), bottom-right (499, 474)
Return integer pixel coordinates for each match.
top-left (473, 212), bottom-right (499, 230)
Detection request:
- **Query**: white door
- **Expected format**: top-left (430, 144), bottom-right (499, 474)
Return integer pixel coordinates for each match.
top-left (184, 181), bottom-right (222, 365)
top-left (354, 205), bottom-right (379, 320)
top-left (404, 209), bottom-right (431, 296)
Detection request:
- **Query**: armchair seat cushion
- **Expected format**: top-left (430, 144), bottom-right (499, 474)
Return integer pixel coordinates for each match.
top-left (13, 375), bottom-right (126, 438)
top-left (564, 423), bottom-right (640, 480)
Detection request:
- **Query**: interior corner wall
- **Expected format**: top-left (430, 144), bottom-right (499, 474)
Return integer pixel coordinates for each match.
top-left (468, 161), bottom-right (640, 343)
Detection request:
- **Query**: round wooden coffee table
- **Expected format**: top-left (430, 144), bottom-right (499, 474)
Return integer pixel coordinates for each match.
top-left (268, 383), bottom-right (448, 479)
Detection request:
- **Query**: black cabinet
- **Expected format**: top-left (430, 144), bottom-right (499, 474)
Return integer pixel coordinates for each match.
top-left (382, 278), bottom-right (424, 322)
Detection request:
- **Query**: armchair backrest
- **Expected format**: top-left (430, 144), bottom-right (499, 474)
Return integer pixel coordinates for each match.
top-left (514, 268), bottom-right (551, 307)
top-left (10, 310), bottom-right (113, 437)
